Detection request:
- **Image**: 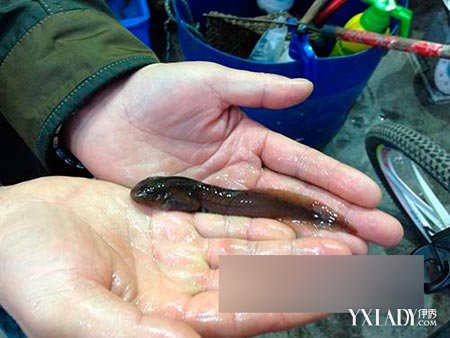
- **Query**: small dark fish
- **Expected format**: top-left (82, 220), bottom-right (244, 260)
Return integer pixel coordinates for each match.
top-left (131, 176), bottom-right (354, 232)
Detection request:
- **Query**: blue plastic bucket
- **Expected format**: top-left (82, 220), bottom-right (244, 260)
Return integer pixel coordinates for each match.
top-left (107, 0), bottom-right (152, 47)
top-left (173, 0), bottom-right (407, 148)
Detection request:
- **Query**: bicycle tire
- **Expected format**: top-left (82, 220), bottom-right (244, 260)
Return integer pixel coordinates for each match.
top-left (365, 122), bottom-right (450, 216)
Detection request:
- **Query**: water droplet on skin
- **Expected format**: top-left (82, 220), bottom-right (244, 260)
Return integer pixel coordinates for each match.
top-left (112, 273), bottom-right (122, 287)
top-left (30, 302), bottom-right (40, 314)
top-left (215, 173), bottom-right (230, 183)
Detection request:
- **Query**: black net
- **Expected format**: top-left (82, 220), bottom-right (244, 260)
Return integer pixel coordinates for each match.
top-left (205, 11), bottom-right (292, 58)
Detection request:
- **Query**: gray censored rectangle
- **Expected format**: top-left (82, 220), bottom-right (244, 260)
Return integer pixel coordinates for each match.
top-left (219, 255), bottom-right (424, 313)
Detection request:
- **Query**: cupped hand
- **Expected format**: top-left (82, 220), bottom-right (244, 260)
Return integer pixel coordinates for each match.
top-left (0, 177), bottom-right (352, 337)
top-left (66, 61), bottom-right (403, 251)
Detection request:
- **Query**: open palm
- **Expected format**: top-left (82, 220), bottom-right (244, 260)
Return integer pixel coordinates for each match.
top-left (0, 177), bottom-right (355, 337)
top-left (67, 62), bottom-right (403, 251)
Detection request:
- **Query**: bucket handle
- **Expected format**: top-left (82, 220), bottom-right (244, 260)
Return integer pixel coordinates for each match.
top-left (288, 19), bottom-right (317, 83)
top-left (167, 0), bottom-right (201, 36)
top-left (165, 0), bottom-right (204, 61)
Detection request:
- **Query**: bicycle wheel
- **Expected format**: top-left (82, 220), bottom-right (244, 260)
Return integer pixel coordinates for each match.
top-left (366, 123), bottom-right (450, 241)
top-left (366, 122), bottom-right (450, 293)
top-left (366, 122), bottom-right (450, 195)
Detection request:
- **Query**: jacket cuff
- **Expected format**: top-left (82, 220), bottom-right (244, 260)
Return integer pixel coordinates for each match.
top-left (0, 8), bottom-right (158, 172)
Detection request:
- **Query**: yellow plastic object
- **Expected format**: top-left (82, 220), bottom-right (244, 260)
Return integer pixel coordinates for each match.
top-left (330, 13), bottom-right (387, 56)
top-left (330, 0), bottom-right (412, 56)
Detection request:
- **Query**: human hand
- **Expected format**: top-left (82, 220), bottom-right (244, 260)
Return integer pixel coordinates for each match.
top-left (0, 177), bottom-right (351, 337)
top-left (66, 62), bottom-right (403, 252)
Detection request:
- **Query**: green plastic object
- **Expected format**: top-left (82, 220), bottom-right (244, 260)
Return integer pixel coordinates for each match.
top-left (361, 0), bottom-right (413, 37)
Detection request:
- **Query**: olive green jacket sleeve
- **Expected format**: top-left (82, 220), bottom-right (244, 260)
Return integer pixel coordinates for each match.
top-left (0, 0), bottom-right (159, 172)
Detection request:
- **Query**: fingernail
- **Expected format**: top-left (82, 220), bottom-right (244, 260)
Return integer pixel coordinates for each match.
top-left (292, 78), bottom-right (313, 86)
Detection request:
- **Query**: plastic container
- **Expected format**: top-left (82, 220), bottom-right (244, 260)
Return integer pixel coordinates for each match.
top-left (173, 0), bottom-right (408, 148)
top-left (257, 0), bottom-right (294, 13)
top-left (107, 0), bottom-right (152, 47)
top-left (249, 17), bottom-right (289, 62)
top-left (331, 0), bottom-right (412, 56)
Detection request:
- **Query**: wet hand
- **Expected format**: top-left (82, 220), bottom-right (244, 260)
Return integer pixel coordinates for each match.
top-left (65, 61), bottom-right (403, 251)
top-left (0, 177), bottom-right (350, 337)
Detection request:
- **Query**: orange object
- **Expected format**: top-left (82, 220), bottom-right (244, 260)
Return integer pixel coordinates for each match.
top-left (313, 0), bottom-right (348, 25)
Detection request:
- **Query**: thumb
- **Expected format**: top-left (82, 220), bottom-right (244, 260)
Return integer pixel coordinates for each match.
top-left (16, 280), bottom-right (200, 338)
top-left (209, 63), bottom-right (314, 109)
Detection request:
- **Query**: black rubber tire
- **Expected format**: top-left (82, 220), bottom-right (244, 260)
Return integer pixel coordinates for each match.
top-left (365, 123), bottom-right (450, 219)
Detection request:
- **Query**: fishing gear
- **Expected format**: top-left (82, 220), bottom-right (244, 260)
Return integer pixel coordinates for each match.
top-left (204, 13), bottom-right (450, 59)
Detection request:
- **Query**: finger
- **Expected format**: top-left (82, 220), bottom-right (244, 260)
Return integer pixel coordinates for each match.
top-left (193, 213), bottom-right (296, 240)
top-left (210, 64), bottom-right (314, 109)
top-left (254, 170), bottom-right (403, 247)
top-left (20, 280), bottom-right (200, 338)
top-left (204, 237), bottom-right (351, 269)
top-left (260, 131), bottom-right (382, 208)
top-left (286, 220), bottom-right (369, 255)
top-left (185, 290), bottom-right (327, 337)
top-left (196, 232), bottom-right (361, 292)
top-left (191, 209), bottom-right (367, 254)
top-left (346, 207), bottom-right (404, 247)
